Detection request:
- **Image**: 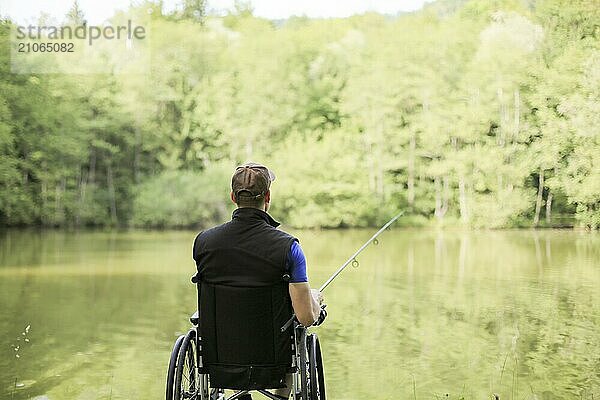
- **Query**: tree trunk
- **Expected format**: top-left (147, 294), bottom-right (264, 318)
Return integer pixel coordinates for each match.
top-left (434, 176), bottom-right (442, 219)
top-left (80, 165), bottom-right (88, 201)
top-left (54, 177), bottom-right (66, 225)
top-left (107, 164), bottom-right (117, 224)
top-left (54, 183), bottom-right (60, 224)
top-left (75, 166), bottom-right (82, 227)
top-left (545, 191), bottom-right (553, 224)
top-left (434, 176), bottom-right (448, 220)
top-left (89, 149), bottom-right (96, 184)
top-left (376, 124), bottom-right (384, 198)
top-left (497, 87), bottom-right (506, 146)
top-left (22, 150), bottom-right (29, 184)
top-left (458, 176), bottom-right (468, 224)
top-left (407, 134), bottom-right (415, 208)
top-left (41, 161), bottom-right (48, 224)
top-left (442, 175), bottom-right (449, 216)
top-left (134, 127), bottom-right (141, 184)
top-left (534, 167), bottom-right (544, 226)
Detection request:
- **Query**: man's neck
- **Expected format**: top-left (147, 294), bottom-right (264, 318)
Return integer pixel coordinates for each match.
top-left (237, 205), bottom-right (267, 212)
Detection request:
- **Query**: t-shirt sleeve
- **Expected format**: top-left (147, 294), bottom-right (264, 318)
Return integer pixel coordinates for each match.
top-left (286, 241), bottom-right (308, 283)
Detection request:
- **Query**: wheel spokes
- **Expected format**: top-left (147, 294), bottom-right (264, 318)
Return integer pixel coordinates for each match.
top-left (180, 346), bottom-right (198, 399)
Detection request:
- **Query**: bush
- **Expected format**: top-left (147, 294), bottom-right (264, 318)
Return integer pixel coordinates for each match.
top-left (132, 166), bottom-right (231, 228)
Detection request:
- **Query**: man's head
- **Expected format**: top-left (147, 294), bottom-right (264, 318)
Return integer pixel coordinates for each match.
top-left (231, 162), bottom-right (276, 211)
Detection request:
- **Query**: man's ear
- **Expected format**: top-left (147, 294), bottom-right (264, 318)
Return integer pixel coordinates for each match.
top-left (264, 190), bottom-right (271, 204)
top-left (230, 191), bottom-right (237, 204)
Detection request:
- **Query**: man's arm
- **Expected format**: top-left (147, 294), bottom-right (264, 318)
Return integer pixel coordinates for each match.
top-left (286, 241), bottom-right (323, 326)
top-left (289, 282), bottom-right (321, 326)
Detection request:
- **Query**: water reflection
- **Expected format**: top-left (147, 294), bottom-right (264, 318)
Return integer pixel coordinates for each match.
top-left (0, 229), bottom-right (598, 399)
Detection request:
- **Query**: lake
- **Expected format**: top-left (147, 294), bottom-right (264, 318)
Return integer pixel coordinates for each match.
top-left (1, 228), bottom-right (599, 400)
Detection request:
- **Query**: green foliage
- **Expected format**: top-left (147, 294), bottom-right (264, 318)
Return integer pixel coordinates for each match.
top-left (270, 130), bottom-right (397, 228)
top-left (0, 0), bottom-right (599, 228)
top-left (132, 165), bottom-right (231, 228)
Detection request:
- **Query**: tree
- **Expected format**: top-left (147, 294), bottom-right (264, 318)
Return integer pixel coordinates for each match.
top-left (65, 0), bottom-right (85, 25)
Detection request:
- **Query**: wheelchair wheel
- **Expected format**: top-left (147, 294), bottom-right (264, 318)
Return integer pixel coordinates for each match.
top-left (307, 334), bottom-right (326, 400)
top-left (298, 330), bottom-right (308, 400)
top-left (175, 329), bottom-right (198, 399)
top-left (166, 334), bottom-right (186, 400)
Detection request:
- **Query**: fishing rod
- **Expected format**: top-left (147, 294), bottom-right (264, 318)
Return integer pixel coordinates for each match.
top-left (281, 211), bottom-right (403, 332)
top-left (318, 211), bottom-right (404, 293)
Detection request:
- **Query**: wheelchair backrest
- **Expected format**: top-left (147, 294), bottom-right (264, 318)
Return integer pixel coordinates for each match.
top-left (198, 281), bottom-right (294, 390)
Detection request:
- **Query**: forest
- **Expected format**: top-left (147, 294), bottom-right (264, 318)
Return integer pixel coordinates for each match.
top-left (0, 0), bottom-right (599, 229)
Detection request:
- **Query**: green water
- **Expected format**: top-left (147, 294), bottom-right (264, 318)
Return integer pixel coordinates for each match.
top-left (1, 229), bottom-right (599, 400)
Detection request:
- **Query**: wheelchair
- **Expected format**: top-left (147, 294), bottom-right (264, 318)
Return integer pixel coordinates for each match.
top-left (166, 280), bottom-right (326, 400)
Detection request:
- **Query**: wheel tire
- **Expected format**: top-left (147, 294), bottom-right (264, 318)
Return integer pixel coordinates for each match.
top-left (166, 335), bottom-right (186, 400)
top-left (308, 334), bottom-right (326, 400)
top-left (298, 327), bottom-right (309, 400)
top-left (175, 329), bottom-right (198, 399)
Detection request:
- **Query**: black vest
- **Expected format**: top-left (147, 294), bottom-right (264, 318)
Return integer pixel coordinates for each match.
top-left (193, 207), bottom-right (297, 287)
top-left (192, 208), bottom-right (298, 389)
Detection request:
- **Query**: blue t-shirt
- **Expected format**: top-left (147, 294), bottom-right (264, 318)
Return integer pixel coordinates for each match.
top-left (286, 241), bottom-right (308, 283)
